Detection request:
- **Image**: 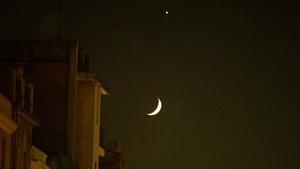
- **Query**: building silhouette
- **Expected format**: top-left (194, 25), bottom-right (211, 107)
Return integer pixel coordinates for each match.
top-left (0, 66), bottom-right (40, 169)
top-left (0, 92), bottom-right (18, 169)
top-left (0, 39), bottom-right (109, 169)
top-left (100, 142), bottom-right (124, 169)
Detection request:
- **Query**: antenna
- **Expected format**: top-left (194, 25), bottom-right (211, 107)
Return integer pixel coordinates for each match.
top-left (57, 0), bottom-right (63, 40)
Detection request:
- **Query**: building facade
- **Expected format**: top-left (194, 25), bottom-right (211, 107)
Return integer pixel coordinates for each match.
top-left (0, 66), bottom-right (39, 169)
top-left (100, 142), bottom-right (124, 169)
top-left (0, 39), bottom-right (108, 169)
top-left (0, 92), bottom-right (18, 169)
top-left (0, 39), bottom-right (80, 158)
top-left (75, 73), bottom-right (107, 169)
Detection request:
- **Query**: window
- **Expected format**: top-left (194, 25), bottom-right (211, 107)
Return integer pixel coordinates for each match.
top-left (24, 83), bottom-right (34, 114)
top-left (94, 161), bottom-right (97, 169)
top-left (96, 87), bottom-right (101, 125)
top-left (1, 138), bottom-right (6, 169)
top-left (12, 67), bottom-right (25, 107)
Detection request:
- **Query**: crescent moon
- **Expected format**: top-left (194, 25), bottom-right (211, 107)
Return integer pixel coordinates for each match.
top-left (147, 98), bottom-right (162, 116)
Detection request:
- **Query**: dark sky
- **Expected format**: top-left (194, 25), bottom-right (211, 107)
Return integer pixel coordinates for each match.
top-left (1, 1), bottom-right (299, 169)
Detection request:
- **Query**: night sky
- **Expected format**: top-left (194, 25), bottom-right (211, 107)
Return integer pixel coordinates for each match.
top-left (1, 1), bottom-right (299, 169)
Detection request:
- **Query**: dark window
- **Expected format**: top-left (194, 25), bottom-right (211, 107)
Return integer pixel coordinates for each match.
top-left (1, 138), bottom-right (6, 169)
